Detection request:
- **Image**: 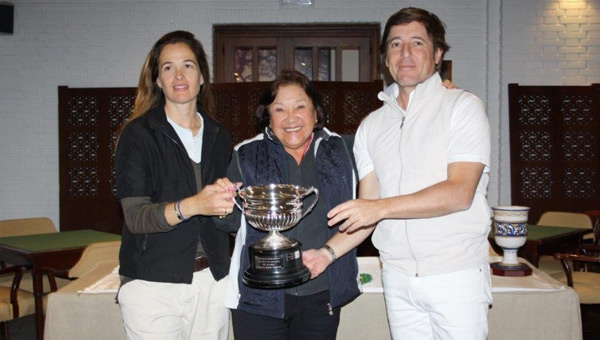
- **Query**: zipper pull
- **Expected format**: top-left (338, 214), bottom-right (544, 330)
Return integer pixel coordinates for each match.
top-left (327, 303), bottom-right (333, 316)
top-left (400, 116), bottom-right (405, 129)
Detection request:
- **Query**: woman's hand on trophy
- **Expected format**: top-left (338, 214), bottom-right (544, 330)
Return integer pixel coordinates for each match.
top-left (191, 178), bottom-right (240, 217)
top-left (214, 178), bottom-right (242, 195)
top-left (302, 248), bottom-right (332, 279)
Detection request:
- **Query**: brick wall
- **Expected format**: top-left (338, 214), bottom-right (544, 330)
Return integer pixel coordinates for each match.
top-left (0, 0), bottom-right (598, 227)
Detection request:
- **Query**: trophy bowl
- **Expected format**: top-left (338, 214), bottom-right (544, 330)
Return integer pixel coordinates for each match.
top-left (235, 184), bottom-right (319, 289)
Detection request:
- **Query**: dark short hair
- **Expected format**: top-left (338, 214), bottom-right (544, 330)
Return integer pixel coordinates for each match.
top-left (380, 7), bottom-right (451, 69)
top-left (254, 70), bottom-right (328, 131)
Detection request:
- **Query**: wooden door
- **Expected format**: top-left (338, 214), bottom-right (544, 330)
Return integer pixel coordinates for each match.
top-left (213, 23), bottom-right (380, 83)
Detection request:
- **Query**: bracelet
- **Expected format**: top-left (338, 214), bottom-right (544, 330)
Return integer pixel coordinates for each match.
top-left (174, 200), bottom-right (190, 222)
top-left (320, 244), bottom-right (337, 264)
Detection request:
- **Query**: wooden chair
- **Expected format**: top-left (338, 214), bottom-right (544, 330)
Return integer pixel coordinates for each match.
top-left (0, 266), bottom-right (35, 340)
top-left (536, 211), bottom-right (594, 275)
top-left (47, 241), bottom-right (121, 285)
top-left (553, 245), bottom-right (600, 301)
top-left (0, 218), bottom-right (61, 293)
top-left (68, 240), bottom-right (121, 279)
top-left (584, 210), bottom-right (600, 246)
top-left (552, 210), bottom-right (600, 301)
top-left (0, 217), bottom-right (57, 238)
top-left (537, 211), bottom-right (594, 239)
top-left (553, 239), bottom-right (600, 339)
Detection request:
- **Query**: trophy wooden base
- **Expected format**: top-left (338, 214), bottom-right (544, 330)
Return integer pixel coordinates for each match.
top-left (490, 262), bottom-right (532, 277)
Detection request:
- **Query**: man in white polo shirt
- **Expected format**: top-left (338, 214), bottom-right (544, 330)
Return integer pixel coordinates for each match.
top-left (304, 7), bottom-right (492, 340)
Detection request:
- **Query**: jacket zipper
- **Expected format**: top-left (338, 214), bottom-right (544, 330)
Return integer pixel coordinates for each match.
top-left (161, 131), bottom-right (184, 153)
top-left (141, 234), bottom-right (148, 254)
top-left (159, 130), bottom-right (197, 187)
top-left (289, 135), bottom-right (317, 297)
top-left (392, 97), bottom-right (418, 277)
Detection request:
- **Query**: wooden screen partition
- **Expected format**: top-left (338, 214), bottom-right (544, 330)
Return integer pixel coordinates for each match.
top-left (508, 83), bottom-right (600, 224)
top-left (58, 86), bottom-right (135, 234)
top-left (59, 80), bottom-right (383, 234)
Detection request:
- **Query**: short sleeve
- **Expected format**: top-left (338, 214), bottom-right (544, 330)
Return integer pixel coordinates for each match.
top-left (447, 93), bottom-right (491, 172)
top-left (353, 122), bottom-right (375, 180)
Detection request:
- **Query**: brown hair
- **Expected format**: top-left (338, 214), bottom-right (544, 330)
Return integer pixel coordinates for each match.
top-left (254, 70), bottom-right (328, 131)
top-left (380, 7), bottom-right (451, 71)
top-left (127, 30), bottom-right (214, 124)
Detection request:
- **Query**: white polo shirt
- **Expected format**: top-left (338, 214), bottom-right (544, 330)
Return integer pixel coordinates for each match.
top-left (354, 73), bottom-right (491, 276)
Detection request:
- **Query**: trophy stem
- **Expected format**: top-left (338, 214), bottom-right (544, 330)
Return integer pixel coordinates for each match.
top-left (265, 230), bottom-right (284, 243)
top-left (253, 230), bottom-right (298, 250)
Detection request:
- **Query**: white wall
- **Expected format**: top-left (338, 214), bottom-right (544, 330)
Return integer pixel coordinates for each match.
top-left (498, 0), bottom-right (600, 204)
top-left (0, 0), bottom-right (598, 227)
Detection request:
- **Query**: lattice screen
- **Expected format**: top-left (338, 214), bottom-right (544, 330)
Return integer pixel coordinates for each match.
top-left (508, 84), bottom-right (600, 223)
top-left (59, 81), bottom-right (382, 234)
top-left (59, 87), bottom-right (136, 233)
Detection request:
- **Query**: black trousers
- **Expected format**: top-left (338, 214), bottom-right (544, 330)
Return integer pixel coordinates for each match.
top-left (231, 290), bottom-right (341, 340)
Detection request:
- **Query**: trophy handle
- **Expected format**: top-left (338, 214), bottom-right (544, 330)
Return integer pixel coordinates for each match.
top-left (300, 187), bottom-right (319, 219)
top-left (233, 189), bottom-right (244, 213)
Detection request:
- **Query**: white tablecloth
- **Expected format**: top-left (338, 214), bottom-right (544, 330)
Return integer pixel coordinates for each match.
top-left (340, 257), bottom-right (581, 340)
top-left (45, 257), bottom-right (582, 340)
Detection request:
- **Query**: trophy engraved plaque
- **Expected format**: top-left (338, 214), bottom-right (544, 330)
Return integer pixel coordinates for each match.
top-left (235, 184), bottom-right (319, 289)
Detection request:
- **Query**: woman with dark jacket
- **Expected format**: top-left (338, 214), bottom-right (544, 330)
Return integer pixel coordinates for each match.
top-left (215, 70), bottom-right (360, 340)
top-left (115, 30), bottom-right (237, 340)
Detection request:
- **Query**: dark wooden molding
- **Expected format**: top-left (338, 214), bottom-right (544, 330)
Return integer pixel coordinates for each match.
top-left (213, 23), bottom-right (380, 82)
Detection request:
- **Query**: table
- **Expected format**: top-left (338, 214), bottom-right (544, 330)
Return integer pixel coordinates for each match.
top-left (45, 262), bottom-right (123, 340)
top-left (489, 224), bottom-right (591, 267)
top-left (0, 229), bottom-right (121, 340)
top-left (340, 257), bottom-right (582, 340)
top-left (45, 256), bottom-right (582, 340)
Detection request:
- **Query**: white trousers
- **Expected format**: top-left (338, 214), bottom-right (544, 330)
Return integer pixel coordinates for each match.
top-left (382, 263), bottom-right (492, 340)
top-left (118, 269), bottom-right (229, 340)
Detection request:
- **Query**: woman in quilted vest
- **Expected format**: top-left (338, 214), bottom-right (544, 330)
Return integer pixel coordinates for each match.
top-left (214, 70), bottom-right (361, 340)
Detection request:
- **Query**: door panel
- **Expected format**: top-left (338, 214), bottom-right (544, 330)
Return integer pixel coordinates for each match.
top-left (214, 24), bottom-right (379, 82)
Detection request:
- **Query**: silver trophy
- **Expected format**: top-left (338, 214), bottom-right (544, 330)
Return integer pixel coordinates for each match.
top-left (234, 184), bottom-right (319, 289)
